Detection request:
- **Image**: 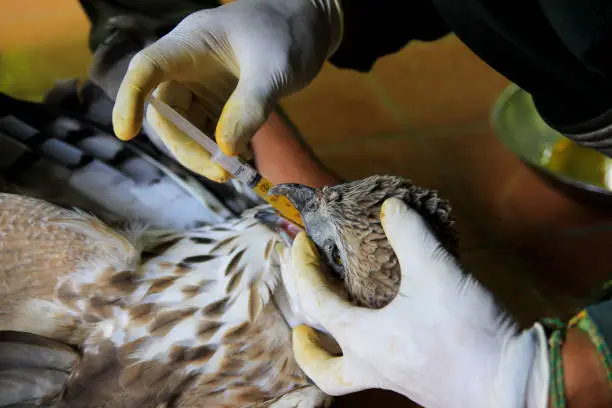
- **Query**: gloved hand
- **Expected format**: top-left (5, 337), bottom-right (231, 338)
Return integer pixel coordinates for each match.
top-left (112, 0), bottom-right (343, 182)
top-left (282, 198), bottom-right (551, 408)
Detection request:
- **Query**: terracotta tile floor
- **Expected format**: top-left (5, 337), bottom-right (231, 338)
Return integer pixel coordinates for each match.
top-left (371, 36), bottom-right (510, 127)
top-left (3, 2), bottom-right (612, 408)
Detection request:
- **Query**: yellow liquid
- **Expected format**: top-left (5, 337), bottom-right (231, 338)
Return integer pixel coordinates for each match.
top-left (251, 177), bottom-right (304, 228)
top-left (540, 139), bottom-right (612, 190)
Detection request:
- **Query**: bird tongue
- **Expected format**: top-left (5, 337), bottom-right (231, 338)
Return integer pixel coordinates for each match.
top-left (275, 217), bottom-right (303, 244)
top-left (254, 209), bottom-right (304, 245)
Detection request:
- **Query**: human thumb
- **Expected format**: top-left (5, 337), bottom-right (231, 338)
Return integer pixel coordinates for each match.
top-left (215, 77), bottom-right (275, 157)
top-left (292, 325), bottom-right (365, 396)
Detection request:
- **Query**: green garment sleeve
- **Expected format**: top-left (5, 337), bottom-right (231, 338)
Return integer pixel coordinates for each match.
top-left (329, 0), bottom-right (450, 72)
top-left (78, 0), bottom-right (220, 52)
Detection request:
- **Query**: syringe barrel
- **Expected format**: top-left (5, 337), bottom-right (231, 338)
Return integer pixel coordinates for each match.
top-left (212, 152), bottom-right (260, 187)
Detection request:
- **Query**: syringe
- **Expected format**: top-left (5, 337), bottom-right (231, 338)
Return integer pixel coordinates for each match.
top-left (148, 96), bottom-right (304, 228)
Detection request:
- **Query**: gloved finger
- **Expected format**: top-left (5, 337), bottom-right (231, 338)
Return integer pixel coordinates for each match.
top-left (380, 198), bottom-right (456, 292)
top-left (154, 80), bottom-right (192, 113)
top-left (146, 82), bottom-right (230, 182)
top-left (113, 36), bottom-right (196, 141)
top-left (216, 75), bottom-right (273, 157)
top-left (287, 233), bottom-right (357, 334)
top-left (292, 325), bottom-right (365, 396)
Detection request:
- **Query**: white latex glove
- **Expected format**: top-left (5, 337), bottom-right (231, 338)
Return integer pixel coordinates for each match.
top-left (112, 0), bottom-right (343, 182)
top-left (282, 198), bottom-right (551, 408)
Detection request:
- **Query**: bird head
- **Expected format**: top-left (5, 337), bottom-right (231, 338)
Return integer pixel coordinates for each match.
top-left (269, 175), bottom-right (458, 308)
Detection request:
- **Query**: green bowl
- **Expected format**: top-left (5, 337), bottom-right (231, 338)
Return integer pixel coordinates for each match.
top-left (490, 84), bottom-right (612, 209)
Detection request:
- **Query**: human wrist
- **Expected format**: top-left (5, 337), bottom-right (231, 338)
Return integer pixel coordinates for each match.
top-left (251, 109), bottom-right (340, 187)
top-left (559, 328), bottom-right (611, 408)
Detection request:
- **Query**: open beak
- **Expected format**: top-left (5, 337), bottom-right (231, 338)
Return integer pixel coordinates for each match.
top-left (263, 183), bottom-right (319, 245)
top-left (267, 183), bottom-right (319, 244)
top-left (254, 209), bottom-right (303, 245)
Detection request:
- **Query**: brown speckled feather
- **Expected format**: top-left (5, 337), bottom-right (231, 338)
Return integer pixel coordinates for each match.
top-left (271, 175), bottom-right (458, 309)
top-left (0, 174), bottom-right (453, 407)
top-left (0, 193), bottom-right (329, 407)
top-left (0, 194), bottom-right (127, 342)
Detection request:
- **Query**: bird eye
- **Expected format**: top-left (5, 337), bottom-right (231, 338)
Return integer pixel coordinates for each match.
top-left (328, 190), bottom-right (342, 201)
top-left (331, 245), bottom-right (342, 266)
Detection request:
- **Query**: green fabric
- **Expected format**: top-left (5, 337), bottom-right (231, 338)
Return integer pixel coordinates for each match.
top-left (431, 0), bottom-right (612, 130)
top-left (334, 0), bottom-right (612, 132)
top-left (541, 317), bottom-right (567, 408)
top-left (537, 0), bottom-right (612, 76)
top-left (78, 0), bottom-right (221, 52)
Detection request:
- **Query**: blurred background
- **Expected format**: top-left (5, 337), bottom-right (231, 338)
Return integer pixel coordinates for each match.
top-left (2, 1), bottom-right (611, 407)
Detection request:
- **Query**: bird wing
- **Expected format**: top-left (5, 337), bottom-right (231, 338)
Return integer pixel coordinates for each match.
top-left (0, 94), bottom-right (235, 229)
top-left (55, 208), bottom-right (310, 407)
top-left (0, 193), bottom-right (142, 346)
top-left (0, 196), bottom-right (311, 407)
top-left (0, 194), bottom-right (108, 327)
top-left (0, 330), bottom-right (79, 407)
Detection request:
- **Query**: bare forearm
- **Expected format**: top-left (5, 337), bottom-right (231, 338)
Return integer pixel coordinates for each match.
top-left (251, 110), bottom-right (340, 188)
top-left (555, 328), bottom-right (611, 408)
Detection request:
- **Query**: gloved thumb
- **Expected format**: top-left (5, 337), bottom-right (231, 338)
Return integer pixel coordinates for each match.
top-left (216, 77), bottom-right (274, 157)
top-left (287, 233), bottom-right (357, 334)
top-left (292, 325), bottom-right (365, 396)
top-left (380, 198), bottom-right (456, 292)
